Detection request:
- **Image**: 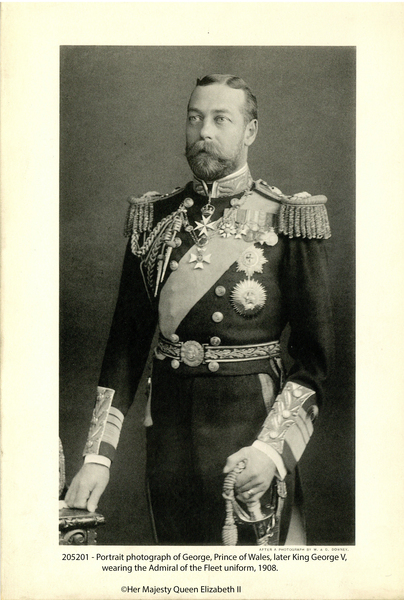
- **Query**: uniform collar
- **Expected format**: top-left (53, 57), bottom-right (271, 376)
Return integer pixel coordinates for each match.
top-left (192, 164), bottom-right (253, 198)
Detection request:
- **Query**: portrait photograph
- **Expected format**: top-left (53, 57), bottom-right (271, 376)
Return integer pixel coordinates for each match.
top-left (59, 45), bottom-right (355, 547)
top-left (2, 4), bottom-right (403, 600)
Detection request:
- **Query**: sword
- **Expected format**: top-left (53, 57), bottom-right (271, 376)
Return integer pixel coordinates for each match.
top-left (222, 461), bottom-right (287, 545)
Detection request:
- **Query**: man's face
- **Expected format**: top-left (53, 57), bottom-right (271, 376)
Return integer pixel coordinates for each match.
top-left (185, 84), bottom-right (257, 181)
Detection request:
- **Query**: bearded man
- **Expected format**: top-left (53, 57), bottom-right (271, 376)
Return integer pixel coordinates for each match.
top-left (65, 74), bottom-right (334, 545)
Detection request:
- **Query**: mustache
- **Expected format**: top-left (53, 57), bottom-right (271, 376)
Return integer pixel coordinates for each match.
top-left (185, 140), bottom-right (222, 160)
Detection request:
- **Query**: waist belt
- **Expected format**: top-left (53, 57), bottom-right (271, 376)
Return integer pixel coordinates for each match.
top-left (157, 335), bottom-right (281, 371)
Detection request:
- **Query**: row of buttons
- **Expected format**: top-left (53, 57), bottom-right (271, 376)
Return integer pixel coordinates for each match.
top-left (213, 286), bottom-right (226, 323)
top-left (169, 333), bottom-right (222, 347)
top-left (171, 359), bottom-right (220, 372)
top-left (169, 283), bottom-right (226, 370)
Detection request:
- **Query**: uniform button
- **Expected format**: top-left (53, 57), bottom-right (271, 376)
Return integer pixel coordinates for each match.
top-left (210, 336), bottom-right (221, 346)
top-left (171, 359), bottom-right (180, 369)
top-left (170, 334), bottom-right (179, 343)
top-left (170, 260), bottom-right (179, 271)
top-left (208, 361), bottom-right (219, 372)
top-left (293, 388), bottom-right (303, 398)
top-left (184, 197), bottom-right (194, 208)
top-left (215, 285), bottom-right (226, 297)
top-left (282, 410), bottom-right (291, 419)
top-left (212, 311), bottom-right (224, 323)
top-left (175, 238), bottom-right (182, 247)
top-left (269, 430), bottom-right (278, 439)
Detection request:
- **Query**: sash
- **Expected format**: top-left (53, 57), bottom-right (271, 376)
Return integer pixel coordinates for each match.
top-left (159, 236), bottom-right (251, 338)
top-left (158, 191), bottom-right (280, 338)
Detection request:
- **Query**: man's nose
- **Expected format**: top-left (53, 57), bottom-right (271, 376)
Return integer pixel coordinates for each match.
top-left (200, 118), bottom-right (214, 139)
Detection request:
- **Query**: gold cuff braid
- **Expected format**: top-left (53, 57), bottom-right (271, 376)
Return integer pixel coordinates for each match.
top-left (257, 382), bottom-right (318, 460)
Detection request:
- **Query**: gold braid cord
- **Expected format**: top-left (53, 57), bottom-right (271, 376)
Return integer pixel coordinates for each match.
top-left (143, 214), bottom-right (178, 291)
top-left (222, 461), bottom-right (246, 546)
top-left (222, 461), bottom-right (286, 546)
top-left (124, 189), bottom-right (189, 294)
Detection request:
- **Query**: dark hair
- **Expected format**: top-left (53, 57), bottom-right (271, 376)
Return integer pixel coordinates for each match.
top-left (195, 74), bottom-right (258, 123)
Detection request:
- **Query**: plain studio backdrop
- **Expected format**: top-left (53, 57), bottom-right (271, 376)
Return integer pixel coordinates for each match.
top-left (60, 46), bottom-right (355, 545)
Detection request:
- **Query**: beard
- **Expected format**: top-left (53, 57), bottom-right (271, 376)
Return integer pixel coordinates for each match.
top-left (185, 140), bottom-right (243, 181)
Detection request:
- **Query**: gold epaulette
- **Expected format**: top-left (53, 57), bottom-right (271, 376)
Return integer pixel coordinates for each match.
top-left (254, 180), bottom-right (331, 239)
top-left (279, 192), bottom-right (331, 239)
top-left (124, 186), bottom-right (184, 238)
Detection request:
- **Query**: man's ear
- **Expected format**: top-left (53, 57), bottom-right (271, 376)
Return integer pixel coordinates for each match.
top-left (244, 119), bottom-right (258, 147)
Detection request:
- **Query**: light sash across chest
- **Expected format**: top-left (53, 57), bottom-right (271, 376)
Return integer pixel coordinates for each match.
top-left (158, 191), bottom-right (278, 338)
top-left (158, 235), bottom-right (252, 338)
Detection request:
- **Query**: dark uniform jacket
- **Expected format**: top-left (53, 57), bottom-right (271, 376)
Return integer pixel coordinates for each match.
top-left (83, 166), bottom-right (334, 544)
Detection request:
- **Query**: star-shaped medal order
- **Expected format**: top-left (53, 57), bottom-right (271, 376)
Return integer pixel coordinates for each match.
top-left (194, 216), bottom-right (216, 237)
top-left (231, 280), bottom-right (267, 316)
top-left (219, 221), bottom-right (236, 238)
top-left (236, 246), bottom-right (268, 277)
top-left (189, 248), bottom-right (211, 269)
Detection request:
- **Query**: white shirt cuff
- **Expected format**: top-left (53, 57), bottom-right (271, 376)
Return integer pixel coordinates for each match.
top-left (252, 440), bottom-right (287, 480)
top-left (84, 454), bottom-right (111, 468)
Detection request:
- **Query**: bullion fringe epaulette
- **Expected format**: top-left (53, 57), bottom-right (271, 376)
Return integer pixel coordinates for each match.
top-left (124, 187), bottom-right (185, 255)
top-left (253, 180), bottom-right (331, 239)
top-left (279, 192), bottom-right (331, 239)
top-left (124, 191), bottom-right (159, 240)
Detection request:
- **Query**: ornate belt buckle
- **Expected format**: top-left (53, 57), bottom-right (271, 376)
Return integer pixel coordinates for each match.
top-left (181, 340), bottom-right (204, 367)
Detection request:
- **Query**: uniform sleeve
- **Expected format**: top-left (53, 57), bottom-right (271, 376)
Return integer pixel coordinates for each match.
top-left (256, 237), bottom-right (334, 473)
top-left (83, 241), bottom-right (158, 462)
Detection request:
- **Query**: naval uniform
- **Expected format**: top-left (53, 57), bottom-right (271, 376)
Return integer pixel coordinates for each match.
top-left (83, 165), bottom-right (334, 545)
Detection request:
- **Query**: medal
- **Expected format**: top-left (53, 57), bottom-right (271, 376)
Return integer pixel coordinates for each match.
top-left (219, 220), bottom-right (237, 238)
top-left (258, 227), bottom-right (278, 246)
top-left (194, 216), bottom-right (216, 237)
top-left (231, 279), bottom-right (267, 316)
top-left (189, 247), bottom-right (211, 269)
top-left (236, 246), bottom-right (268, 277)
top-left (232, 246), bottom-right (268, 316)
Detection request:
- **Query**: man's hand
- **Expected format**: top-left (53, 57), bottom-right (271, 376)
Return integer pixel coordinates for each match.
top-left (223, 446), bottom-right (276, 504)
top-left (65, 463), bottom-right (110, 513)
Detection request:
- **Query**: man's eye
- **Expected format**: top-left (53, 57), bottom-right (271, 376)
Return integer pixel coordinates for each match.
top-left (188, 115), bottom-right (201, 123)
top-left (215, 116), bottom-right (229, 124)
